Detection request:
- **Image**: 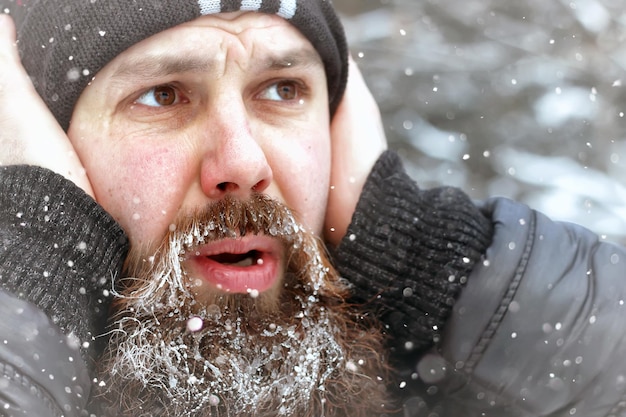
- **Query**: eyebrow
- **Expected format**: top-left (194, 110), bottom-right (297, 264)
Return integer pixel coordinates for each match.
top-left (261, 49), bottom-right (323, 71)
top-left (110, 48), bottom-right (324, 82)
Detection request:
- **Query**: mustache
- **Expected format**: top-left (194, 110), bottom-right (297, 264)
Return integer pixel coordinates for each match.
top-left (118, 193), bottom-right (343, 311)
top-left (124, 193), bottom-right (301, 271)
top-left (171, 193), bottom-right (303, 243)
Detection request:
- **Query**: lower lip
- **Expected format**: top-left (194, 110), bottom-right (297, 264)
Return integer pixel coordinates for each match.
top-left (187, 250), bottom-right (281, 294)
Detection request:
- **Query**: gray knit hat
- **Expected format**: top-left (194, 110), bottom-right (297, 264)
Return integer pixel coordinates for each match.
top-left (4, 0), bottom-right (348, 131)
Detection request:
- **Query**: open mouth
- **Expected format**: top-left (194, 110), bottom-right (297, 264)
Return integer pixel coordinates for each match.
top-left (186, 237), bottom-right (283, 294)
top-left (207, 250), bottom-right (262, 267)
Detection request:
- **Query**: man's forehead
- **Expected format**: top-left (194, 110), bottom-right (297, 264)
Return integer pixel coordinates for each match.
top-left (109, 48), bottom-right (324, 82)
top-left (126, 11), bottom-right (317, 57)
top-left (103, 14), bottom-right (324, 84)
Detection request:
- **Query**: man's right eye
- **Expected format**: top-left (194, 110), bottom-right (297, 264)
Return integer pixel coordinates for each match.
top-left (135, 85), bottom-right (181, 107)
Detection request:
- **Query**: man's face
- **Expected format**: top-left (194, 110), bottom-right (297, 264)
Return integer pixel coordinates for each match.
top-left (66, 11), bottom-right (389, 416)
top-left (68, 11), bottom-right (331, 296)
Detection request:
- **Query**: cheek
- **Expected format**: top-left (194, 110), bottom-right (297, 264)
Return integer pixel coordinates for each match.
top-left (82, 139), bottom-right (192, 247)
top-left (272, 130), bottom-right (331, 234)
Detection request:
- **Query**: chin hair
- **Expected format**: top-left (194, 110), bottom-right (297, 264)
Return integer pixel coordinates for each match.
top-left (92, 195), bottom-right (395, 417)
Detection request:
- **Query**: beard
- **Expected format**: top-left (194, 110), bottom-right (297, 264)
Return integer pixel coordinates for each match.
top-left (92, 194), bottom-right (392, 417)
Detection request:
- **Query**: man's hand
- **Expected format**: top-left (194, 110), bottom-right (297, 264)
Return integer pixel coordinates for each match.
top-left (0, 14), bottom-right (93, 197)
top-left (325, 57), bottom-right (387, 247)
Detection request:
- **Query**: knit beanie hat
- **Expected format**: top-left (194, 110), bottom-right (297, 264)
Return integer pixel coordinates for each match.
top-left (4, 0), bottom-right (348, 131)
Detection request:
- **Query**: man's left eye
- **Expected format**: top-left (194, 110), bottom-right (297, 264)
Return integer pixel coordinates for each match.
top-left (135, 85), bottom-right (181, 107)
top-left (260, 81), bottom-right (300, 101)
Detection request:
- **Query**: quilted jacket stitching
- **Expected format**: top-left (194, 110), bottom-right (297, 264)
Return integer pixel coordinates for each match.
top-left (462, 211), bottom-right (537, 374)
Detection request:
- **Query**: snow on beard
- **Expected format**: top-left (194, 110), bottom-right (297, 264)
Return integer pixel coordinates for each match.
top-left (94, 194), bottom-right (391, 417)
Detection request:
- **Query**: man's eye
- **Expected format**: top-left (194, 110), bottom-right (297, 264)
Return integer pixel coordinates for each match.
top-left (261, 81), bottom-right (300, 101)
top-left (135, 85), bottom-right (180, 107)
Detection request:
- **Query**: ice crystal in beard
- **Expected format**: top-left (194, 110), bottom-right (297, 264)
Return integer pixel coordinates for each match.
top-left (95, 195), bottom-right (390, 417)
top-left (117, 194), bottom-right (320, 313)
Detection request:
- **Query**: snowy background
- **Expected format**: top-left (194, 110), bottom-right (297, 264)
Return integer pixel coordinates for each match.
top-left (334, 0), bottom-right (626, 244)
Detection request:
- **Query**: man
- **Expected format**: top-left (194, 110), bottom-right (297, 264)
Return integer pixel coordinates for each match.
top-left (1, 1), bottom-right (626, 417)
top-left (0, 1), bottom-right (397, 416)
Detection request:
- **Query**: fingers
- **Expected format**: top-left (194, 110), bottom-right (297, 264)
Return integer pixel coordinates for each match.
top-left (0, 13), bottom-right (95, 197)
top-left (331, 56), bottom-right (387, 163)
top-left (343, 56), bottom-right (382, 121)
top-left (0, 12), bottom-right (16, 42)
top-left (0, 14), bottom-right (20, 100)
top-left (0, 13), bottom-right (32, 95)
top-left (324, 57), bottom-right (388, 247)
top-left (0, 13), bottom-right (29, 165)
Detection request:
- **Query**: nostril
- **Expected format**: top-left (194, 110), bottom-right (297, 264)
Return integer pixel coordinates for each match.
top-left (252, 178), bottom-right (270, 193)
top-left (217, 182), bottom-right (239, 193)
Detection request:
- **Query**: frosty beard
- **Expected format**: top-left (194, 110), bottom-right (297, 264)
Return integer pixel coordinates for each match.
top-left (93, 194), bottom-right (391, 417)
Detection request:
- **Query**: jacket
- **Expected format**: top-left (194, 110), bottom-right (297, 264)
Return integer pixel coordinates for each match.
top-left (336, 151), bottom-right (626, 416)
top-left (429, 197), bottom-right (626, 416)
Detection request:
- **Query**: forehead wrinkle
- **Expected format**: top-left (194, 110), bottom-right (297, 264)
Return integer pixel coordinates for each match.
top-left (107, 45), bottom-right (323, 91)
top-left (110, 54), bottom-right (217, 83)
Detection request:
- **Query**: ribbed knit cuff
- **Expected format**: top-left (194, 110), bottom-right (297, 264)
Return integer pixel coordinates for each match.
top-left (0, 165), bottom-right (129, 365)
top-left (335, 151), bottom-right (493, 355)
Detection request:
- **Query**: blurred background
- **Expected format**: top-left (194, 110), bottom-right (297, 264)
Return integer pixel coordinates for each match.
top-left (334, 0), bottom-right (626, 244)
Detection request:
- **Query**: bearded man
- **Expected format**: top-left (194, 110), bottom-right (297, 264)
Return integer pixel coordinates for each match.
top-left (0, 1), bottom-right (400, 416)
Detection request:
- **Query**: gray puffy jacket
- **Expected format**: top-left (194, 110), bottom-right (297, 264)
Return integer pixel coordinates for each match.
top-left (432, 197), bottom-right (626, 416)
top-left (337, 150), bottom-right (626, 416)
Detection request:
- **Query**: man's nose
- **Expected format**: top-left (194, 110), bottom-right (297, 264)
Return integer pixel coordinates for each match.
top-left (199, 104), bottom-right (273, 200)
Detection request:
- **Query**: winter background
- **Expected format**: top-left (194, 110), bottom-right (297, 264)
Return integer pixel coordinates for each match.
top-left (334, 0), bottom-right (626, 245)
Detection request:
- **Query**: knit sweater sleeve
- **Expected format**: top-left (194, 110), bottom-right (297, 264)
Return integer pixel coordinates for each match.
top-left (0, 165), bottom-right (129, 416)
top-left (334, 150), bottom-right (493, 357)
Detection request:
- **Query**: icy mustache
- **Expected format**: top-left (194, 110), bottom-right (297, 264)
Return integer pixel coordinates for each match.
top-left (119, 193), bottom-right (309, 303)
top-left (171, 193), bottom-right (304, 251)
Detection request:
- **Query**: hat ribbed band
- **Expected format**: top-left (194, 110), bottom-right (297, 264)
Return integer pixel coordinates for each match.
top-left (4, 0), bottom-right (347, 131)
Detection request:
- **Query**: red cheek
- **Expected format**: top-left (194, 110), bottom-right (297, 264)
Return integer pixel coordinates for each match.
top-left (122, 147), bottom-right (185, 185)
top-left (102, 146), bottom-right (192, 237)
